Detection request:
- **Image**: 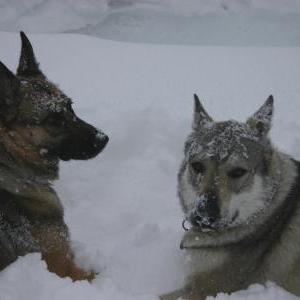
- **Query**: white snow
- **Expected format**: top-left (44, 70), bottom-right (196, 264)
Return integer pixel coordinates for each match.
top-left (1, 0), bottom-right (300, 45)
top-left (0, 1), bottom-right (300, 299)
top-left (0, 0), bottom-right (108, 32)
top-left (207, 282), bottom-right (299, 300)
top-left (0, 30), bottom-right (298, 300)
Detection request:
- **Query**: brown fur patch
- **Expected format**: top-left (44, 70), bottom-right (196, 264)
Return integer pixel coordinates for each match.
top-left (0, 127), bottom-right (51, 174)
top-left (31, 221), bottom-right (95, 281)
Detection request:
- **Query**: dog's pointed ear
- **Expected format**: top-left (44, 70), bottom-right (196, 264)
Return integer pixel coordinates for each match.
top-left (17, 31), bottom-right (44, 78)
top-left (0, 61), bottom-right (20, 108)
top-left (193, 94), bottom-right (213, 130)
top-left (246, 95), bottom-right (274, 137)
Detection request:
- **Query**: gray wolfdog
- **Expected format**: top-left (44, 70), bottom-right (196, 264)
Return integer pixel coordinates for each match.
top-left (161, 95), bottom-right (300, 299)
top-left (0, 32), bottom-right (108, 280)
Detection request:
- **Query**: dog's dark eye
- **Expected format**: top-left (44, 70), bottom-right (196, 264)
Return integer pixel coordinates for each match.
top-left (228, 168), bottom-right (248, 179)
top-left (191, 162), bottom-right (205, 174)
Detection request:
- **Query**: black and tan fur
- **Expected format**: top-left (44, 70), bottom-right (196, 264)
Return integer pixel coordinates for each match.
top-left (0, 32), bottom-right (109, 280)
top-left (161, 95), bottom-right (300, 299)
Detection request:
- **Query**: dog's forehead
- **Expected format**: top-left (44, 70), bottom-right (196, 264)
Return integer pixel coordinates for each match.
top-left (187, 120), bottom-right (260, 161)
top-left (19, 78), bottom-right (71, 118)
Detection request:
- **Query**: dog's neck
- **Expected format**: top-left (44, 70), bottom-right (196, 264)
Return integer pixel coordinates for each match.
top-left (0, 127), bottom-right (59, 182)
top-left (0, 128), bottom-right (63, 217)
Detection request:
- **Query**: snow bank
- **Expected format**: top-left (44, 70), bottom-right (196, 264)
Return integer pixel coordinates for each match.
top-left (1, 0), bottom-right (300, 45)
top-left (207, 282), bottom-right (299, 300)
top-left (0, 30), bottom-right (300, 299)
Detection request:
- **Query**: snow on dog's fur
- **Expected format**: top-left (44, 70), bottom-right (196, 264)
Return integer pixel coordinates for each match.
top-left (161, 95), bottom-right (300, 300)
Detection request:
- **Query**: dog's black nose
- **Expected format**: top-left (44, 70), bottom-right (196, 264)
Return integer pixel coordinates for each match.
top-left (196, 193), bottom-right (219, 215)
top-left (94, 131), bottom-right (109, 151)
top-left (102, 134), bottom-right (109, 145)
top-left (191, 193), bottom-right (220, 228)
top-left (97, 132), bottom-right (109, 146)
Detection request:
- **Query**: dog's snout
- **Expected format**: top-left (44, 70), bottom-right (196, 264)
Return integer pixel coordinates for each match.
top-left (191, 192), bottom-right (220, 228)
top-left (196, 193), bottom-right (218, 214)
top-left (58, 119), bottom-right (109, 161)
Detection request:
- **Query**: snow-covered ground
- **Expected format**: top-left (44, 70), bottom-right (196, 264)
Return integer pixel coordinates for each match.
top-left (0, 1), bottom-right (300, 299)
top-left (0, 31), bottom-right (300, 300)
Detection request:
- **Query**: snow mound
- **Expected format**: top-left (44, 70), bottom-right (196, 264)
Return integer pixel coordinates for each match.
top-left (208, 282), bottom-right (299, 300)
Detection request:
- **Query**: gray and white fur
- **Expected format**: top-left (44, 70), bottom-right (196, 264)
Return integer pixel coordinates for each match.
top-left (161, 95), bottom-right (300, 299)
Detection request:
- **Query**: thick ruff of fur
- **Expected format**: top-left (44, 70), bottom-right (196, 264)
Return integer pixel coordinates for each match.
top-left (161, 95), bottom-right (300, 300)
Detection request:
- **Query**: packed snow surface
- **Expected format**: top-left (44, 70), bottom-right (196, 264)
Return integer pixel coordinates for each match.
top-left (0, 24), bottom-right (300, 300)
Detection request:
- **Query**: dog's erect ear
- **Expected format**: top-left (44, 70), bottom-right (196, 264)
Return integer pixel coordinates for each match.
top-left (17, 31), bottom-right (44, 78)
top-left (246, 95), bottom-right (274, 137)
top-left (193, 94), bottom-right (213, 130)
top-left (0, 61), bottom-right (20, 108)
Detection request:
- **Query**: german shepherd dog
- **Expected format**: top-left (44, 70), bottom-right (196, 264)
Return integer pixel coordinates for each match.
top-left (161, 95), bottom-right (300, 299)
top-left (0, 32), bottom-right (108, 280)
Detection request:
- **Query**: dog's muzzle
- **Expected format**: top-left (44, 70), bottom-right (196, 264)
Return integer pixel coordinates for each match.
top-left (58, 118), bottom-right (109, 161)
top-left (187, 193), bottom-right (220, 231)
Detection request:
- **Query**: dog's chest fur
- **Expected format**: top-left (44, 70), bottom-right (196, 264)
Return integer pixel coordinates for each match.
top-left (0, 138), bottom-right (64, 258)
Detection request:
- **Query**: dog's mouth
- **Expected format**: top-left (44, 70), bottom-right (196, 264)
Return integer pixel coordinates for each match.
top-left (183, 209), bottom-right (220, 233)
top-left (58, 133), bottom-right (109, 161)
top-left (48, 125), bottom-right (109, 161)
top-left (180, 216), bottom-right (237, 250)
top-left (182, 218), bottom-right (218, 233)
top-left (182, 210), bottom-right (241, 234)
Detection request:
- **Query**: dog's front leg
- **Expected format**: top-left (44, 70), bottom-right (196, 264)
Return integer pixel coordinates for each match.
top-left (41, 249), bottom-right (96, 281)
top-left (32, 220), bottom-right (96, 281)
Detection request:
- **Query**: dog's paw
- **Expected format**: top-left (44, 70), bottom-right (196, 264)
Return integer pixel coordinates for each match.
top-left (67, 265), bottom-right (98, 282)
